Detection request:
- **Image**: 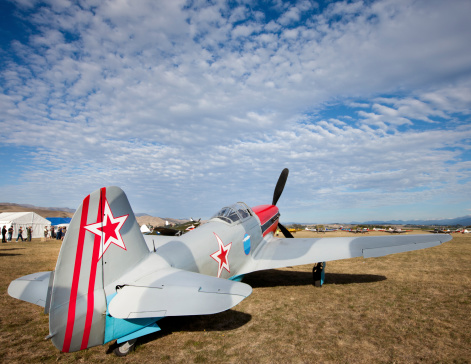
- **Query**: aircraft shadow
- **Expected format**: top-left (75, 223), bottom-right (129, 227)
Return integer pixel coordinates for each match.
top-left (243, 269), bottom-right (386, 288)
top-left (107, 310), bottom-right (252, 353)
top-left (106, 271), bottom-right (385, 353)
top-left (161, 309), bottom-right (251, 333)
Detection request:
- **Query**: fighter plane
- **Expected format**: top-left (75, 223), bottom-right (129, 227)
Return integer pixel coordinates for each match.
top-left (8, 169), bottom-right (452, 356)
top-left (152, 218), bottom-right (202, 236)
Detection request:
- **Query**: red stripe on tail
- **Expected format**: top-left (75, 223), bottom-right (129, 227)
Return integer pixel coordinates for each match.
top-left (62, 194), bottom-right (90, 352)
top-left (81, 187), bottom-right (105, 350)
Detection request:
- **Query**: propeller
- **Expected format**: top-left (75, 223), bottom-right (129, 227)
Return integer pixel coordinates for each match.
top-left (278, 221), bottom-right (294, 238)
top-left (272, 168), bottom-right (289, 206)
top-left (272, 168), bottom-right (294, 238)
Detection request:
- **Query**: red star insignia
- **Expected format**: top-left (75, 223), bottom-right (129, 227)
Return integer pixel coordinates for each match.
top-left (84, 199), bottom-right (129, 260)
top-left (210, 233), bottom-right (232, 278)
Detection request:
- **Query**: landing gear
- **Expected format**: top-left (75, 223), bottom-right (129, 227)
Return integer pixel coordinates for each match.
top-left (312, 262), bottom-right (326, 287)
top-left (113, 339), bottom-right (137, 357)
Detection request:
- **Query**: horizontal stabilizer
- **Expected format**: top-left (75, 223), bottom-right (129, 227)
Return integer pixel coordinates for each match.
top-left (108, 268), bottom-right (252, 319)
top-left (8, 271), bottom-right (52, 308)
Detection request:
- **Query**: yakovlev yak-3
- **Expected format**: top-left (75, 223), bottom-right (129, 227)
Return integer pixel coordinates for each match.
top-left (8, 169), bottom-right (452, 356)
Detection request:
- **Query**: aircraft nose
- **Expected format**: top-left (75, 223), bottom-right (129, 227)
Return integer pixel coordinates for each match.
top-left (251, 205), bottom-right (280, 236)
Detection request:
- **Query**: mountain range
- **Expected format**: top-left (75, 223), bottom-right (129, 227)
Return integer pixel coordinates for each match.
top-left (0, 203), bottom-right (188, 226)
top-left (2, 202), bottom-right (469, 227)
top-left (0, 202), bottom-right (74, 218)
top-left (351, 215), bottom-right (471, 226)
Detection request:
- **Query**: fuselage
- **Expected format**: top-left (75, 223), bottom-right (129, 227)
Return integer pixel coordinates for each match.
top-left (143, 203), bottom-right (280, 280)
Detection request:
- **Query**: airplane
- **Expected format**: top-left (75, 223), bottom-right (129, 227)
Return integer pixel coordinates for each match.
top-left (152, 218), bottom-right (202, 236)
top-left (385, 227), bottom-right (411, 234)
top-left (8, 169), bottom-right (452, 356)
top-left (431, 228), bottom-right (451, 234)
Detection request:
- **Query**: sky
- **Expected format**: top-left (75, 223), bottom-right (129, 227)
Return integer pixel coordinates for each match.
top-left (0, 0), bottom-right (470, 223)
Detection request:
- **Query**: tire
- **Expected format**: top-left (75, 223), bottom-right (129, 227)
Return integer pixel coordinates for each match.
top-left (312, 263), bottom-right (323, 287)
top-left (113, 339), bottom-right (137, 357)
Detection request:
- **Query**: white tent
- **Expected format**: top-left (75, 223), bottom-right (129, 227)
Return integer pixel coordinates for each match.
top-left (140, 224), bottom-right (151, 234)
top-left (0, 212), bottom-right (51, 240)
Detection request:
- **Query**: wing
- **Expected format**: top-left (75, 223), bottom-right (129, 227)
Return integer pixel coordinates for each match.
top-left (108, 267), bottom-right (252, 319)
top-left (238, 234), bottom-right (452, 275)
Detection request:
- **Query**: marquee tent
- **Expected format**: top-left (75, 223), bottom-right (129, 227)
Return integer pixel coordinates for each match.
top-left (47, 217), bottom-right (72, 226)
top-left (140, 224), bottom-right (151, 234)
top-left (0, 212), bottom-right (51, 239)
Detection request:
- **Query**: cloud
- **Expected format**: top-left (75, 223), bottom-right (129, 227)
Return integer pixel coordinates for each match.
top-left (1, 0), bottom-right (471, 221)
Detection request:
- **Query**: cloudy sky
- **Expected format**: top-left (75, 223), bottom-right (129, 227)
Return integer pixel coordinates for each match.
top-left (1, 0), bottom-right (470, 223)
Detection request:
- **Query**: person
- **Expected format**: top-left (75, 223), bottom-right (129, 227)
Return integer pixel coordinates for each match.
top-left (56, 226), bottom-right (62, 240)
top-left (44, 226), bottom-right (49, 241)
top-left (61, 226), bottom-right (67, 240)
top-left (50, 226), bottom-right (55, 239)
top-left (2, 225), bottom-right (6, 243)
top-left (27, 226), bottom-right (32, 241)
top-left (7, 226), bottom-right (13, 242)
top-left (16, 226), bottom-right (24, 242)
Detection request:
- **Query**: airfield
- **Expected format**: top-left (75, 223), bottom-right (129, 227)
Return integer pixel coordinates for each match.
top-left (1, 230), bottom-right (470, 363)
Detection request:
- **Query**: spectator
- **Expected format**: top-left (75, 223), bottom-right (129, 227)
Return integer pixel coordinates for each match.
top-left (16, 226), bottom-right (24, 242)
top-left (27, 226), bottom-right (32, 241)
top-left (44, 226), bottom-right (49, 241)
top-left (2, 225), bottom-right (6, 243)
top-left (7, 226), bottom-right (13, 241)
top-left (56, 226), bottom-right (62, 240)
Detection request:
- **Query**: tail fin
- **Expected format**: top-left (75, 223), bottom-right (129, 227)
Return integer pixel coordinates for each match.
top-left (49, 186), bottom-right (149, 352)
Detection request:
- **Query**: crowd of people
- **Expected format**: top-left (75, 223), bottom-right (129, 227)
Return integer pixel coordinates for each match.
top-left (2, 225), bottom-right (32, 242)
top-left (1, 225), bottom-right (67, 242)
top-left (44, 225), bottom-right (67, 240)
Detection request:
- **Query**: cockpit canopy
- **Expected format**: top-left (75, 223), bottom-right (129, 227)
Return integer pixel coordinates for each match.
top-left (211, 202), bottom-right (252, 224)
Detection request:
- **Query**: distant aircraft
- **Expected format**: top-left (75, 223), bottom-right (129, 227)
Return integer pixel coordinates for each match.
top-left (385, 227), bottom-right (410, 234)
top-left (8, 169), bottom-right (452, 356)
top-left (347, 227), bottom-right (369, 234)
top-left (431, 228), bottom-right (451, 234)
top-left (152, 218), bottom-right (202, 236)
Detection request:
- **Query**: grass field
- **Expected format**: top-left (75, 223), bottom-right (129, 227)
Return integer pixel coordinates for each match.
top-left (1, 232), bottom-right (470, 363)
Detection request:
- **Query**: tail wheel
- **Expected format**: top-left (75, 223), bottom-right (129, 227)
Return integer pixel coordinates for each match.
top-left (113, 339), bottom-right (137, 357)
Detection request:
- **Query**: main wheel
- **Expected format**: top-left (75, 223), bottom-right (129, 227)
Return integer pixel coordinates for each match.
top-left (113, 339), bottom-right (137, 357)
top-left (313, 263), bottom-right (323, 287)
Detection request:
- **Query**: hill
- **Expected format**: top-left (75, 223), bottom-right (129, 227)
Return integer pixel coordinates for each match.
top-left (356, 215), bottom-right (471, 226)
top-left (0, 203), bottom-right (74, 218)
top-left (135, 215), bottom-right (189, 227)
top-left (0, 203), bottom-right (187, 227)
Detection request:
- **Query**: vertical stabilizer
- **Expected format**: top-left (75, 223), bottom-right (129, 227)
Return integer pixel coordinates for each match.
top-left (49, 186), bottom-right (149, 352)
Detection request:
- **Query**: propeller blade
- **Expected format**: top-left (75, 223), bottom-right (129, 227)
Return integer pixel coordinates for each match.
top-left (278, 222), bottom-right (294, 238)
top-left (272, 168), bottom-right (289, 206)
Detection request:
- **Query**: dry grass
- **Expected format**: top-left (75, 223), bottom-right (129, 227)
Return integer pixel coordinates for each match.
top-left (1, 232), bottom-right (470, 363)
